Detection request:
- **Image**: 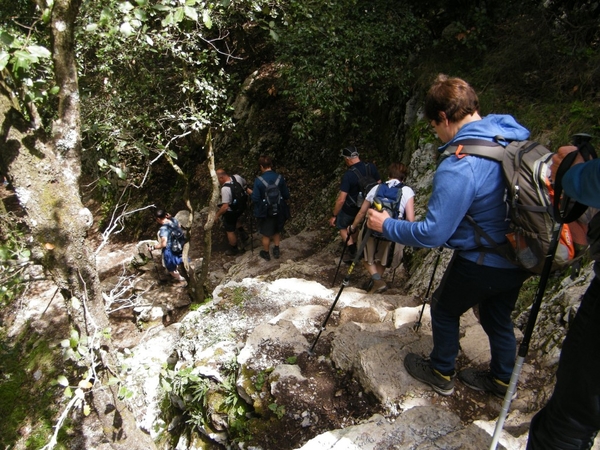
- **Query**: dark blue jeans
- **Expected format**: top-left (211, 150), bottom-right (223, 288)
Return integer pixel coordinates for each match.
top-left (429, 255), bottom-right (530, 380)
top-left (527, 276), bottom-right (600, 450)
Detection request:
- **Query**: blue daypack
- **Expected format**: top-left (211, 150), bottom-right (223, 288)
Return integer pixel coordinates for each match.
top-left (371, 183), bottom-right (404, 239)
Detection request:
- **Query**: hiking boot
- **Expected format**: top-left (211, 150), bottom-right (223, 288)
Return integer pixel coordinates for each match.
top-left (225, 246), bottom-right (238, 256)
top-left (273, 246), bottom-right (280, 259)
top-left (259, 250), bottom-right (271, 261)
top-left (369, 279), bottom-right (388, 294)
top-left (404, 353), bottom-right (455, 396)
top-left (361, 279), bottom-right (374, 292)
top-left (458, 368), bottom-right (514, 399)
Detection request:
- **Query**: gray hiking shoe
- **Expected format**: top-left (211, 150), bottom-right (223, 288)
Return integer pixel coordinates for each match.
top-left (404, 353), bottom-right (455, 396)
top-left (458, 368), bottom-right (514, 399)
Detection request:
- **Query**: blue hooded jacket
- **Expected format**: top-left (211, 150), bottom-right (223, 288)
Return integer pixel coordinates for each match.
top-left (382, 114), bottom-right (530, 269)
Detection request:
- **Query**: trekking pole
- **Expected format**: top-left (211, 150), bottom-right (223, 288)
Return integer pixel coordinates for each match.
top-left (332, 232), bottom-right (352, 287)
top-left (489, 222), bottom-right (562, 450)
top-left (489, 133), bottom-right (596, 450)
top-left (414, 247), bottom-right (443, 332)
top-left (148, 246), bottom-right (165, 284)
top-left (309, 200), bottom-right (383, 355)
top-left (248, 200), bottom-right (254, 255)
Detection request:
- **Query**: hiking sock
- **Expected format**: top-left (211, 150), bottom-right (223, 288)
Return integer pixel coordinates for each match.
top-left (348, 243), bottom-right (357, 257)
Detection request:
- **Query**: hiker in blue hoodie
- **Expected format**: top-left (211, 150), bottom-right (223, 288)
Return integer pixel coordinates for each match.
top-left (367, 74), bottom-right (531, 397)
top-left (527, 153), bottom-right (600, 450)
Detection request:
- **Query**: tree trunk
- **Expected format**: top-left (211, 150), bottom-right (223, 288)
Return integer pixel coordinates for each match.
top-left (200, 130), bottom-right (220, 298)
top-left (0, 0), bottom-right (156, 447)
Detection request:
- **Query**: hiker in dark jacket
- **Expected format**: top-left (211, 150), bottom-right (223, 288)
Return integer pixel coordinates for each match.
top-left (330, 146), bottom-right (381, 262)
top-left (367, 74), bottom-right (531, 397)
top-left (251, 155), bottom-right (290, 261)
top-left (150, 209), bottom-right (185, 282)
top-left (527, 153), bottom-right (600, 450)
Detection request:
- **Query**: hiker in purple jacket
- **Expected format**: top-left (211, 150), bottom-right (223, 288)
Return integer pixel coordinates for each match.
top-left (527, 154), bottom-right (600, 449)
top-left (368, 74), bottom-right (531, 397)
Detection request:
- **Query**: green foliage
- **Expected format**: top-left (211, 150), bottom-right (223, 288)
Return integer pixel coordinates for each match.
top-left (0, 330), bottom-right (70, 449)
top-left (274, 0), bottom-right (427, 139)
top-left (160, 357), bottom-right (251, 440)
top-left (253, 369), bottom-right (266, 391)
top-left (0, 215), bottom-right (30, 306)
top-left (268, 402), bottom-right (285, 419)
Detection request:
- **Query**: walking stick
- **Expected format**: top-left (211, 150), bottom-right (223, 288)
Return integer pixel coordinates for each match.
top-left (490, 134), bottom-right (596, 450)
top-left (310, 201), bottom-right (384, 354)
top-left (248, 200), bottom-right (254, 255)
top-left (414, 247), bottom-right (443, 332)
top-left (332, 232), bottom-right (352, 287)
top-left (489, 222), bottom-right (562, 450)
top-left (310, 227), bottom-right (373, 355)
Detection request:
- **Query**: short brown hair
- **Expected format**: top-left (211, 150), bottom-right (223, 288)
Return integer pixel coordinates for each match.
top-left (258, 155), bottom-right (273, 169)
top-left (388, 163), bottom-right (408, 182)
top-left (424, 74), bottom-right (479, 124)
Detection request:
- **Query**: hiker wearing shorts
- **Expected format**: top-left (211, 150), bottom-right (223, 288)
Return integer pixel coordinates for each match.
top-left (251, 155), bottom-right (290, 261)
top-left (349, 162), bottom-right (415, 294)
top-left (367, 74), bottom-right (531, 397)
top-left (216, 169), bottom-right (249, 256)
top-left (527, 153), bottom-right (600, 449)
top-left (150, 209), bottom-right (185, 282)
top-left (330, 146), bottom-right (381, 262)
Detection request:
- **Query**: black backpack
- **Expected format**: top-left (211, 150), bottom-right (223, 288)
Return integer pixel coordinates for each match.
top-left (167, 220), bottom-right (186, 254)
top-left (347, 164), bottom-right (378, 209)
top-left (258, 174), bottom-right (282, 217)
top-left (370, 183), bottom-right (404, 240)
top-left (228, 177), bottom-right (248, 213)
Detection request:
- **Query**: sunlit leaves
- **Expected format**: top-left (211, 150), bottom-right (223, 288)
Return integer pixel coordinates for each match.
top-left (203, 9), bottom-right (213, 28)
top-left (119, 21), bottom-right (134, 36)
top-left (184, 6), bottom-right (198, 21)
top-left (0, 50), bottom-right (8, 71)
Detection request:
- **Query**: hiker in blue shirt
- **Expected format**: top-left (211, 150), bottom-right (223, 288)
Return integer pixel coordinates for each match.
top-left (251, 155), bottom-right (290, 261)
top-left (528, 153), bottom-right (600, 450)
top-left (150, 209), bottom-right (186, 282)
top-left (368, 74), bottom-right (531, 397)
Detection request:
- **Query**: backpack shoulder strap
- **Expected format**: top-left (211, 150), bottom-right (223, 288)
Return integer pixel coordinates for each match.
top-left (445, 139), bottom-right (506, 162)
top-left (229, 177), bottom-right (241, 193)
top-left (258, 175), bottom-right (268, 188)
top-left (274, 174), bottom-right (281, 186)
top-left (349, 165), bottom-right (364, 183)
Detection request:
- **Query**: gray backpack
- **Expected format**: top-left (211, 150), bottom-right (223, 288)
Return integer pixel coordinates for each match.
top-left (258, 174), bottom-right (282, 217)
top-left (447, 138), bottom-right (590, 273)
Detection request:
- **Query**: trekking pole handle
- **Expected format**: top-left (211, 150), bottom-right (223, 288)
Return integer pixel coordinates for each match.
top-left (373, 199), bottom-right (383, 212)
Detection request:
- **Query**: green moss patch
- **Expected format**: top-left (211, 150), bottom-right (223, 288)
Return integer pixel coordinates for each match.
top-left (0, 326), bottom-right (69, 449)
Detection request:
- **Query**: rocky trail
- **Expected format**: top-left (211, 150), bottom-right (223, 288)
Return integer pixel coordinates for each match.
top-left (6, 198), bottom-right (591, 450)
top-left (1, 168), bottom-right (595, 450)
